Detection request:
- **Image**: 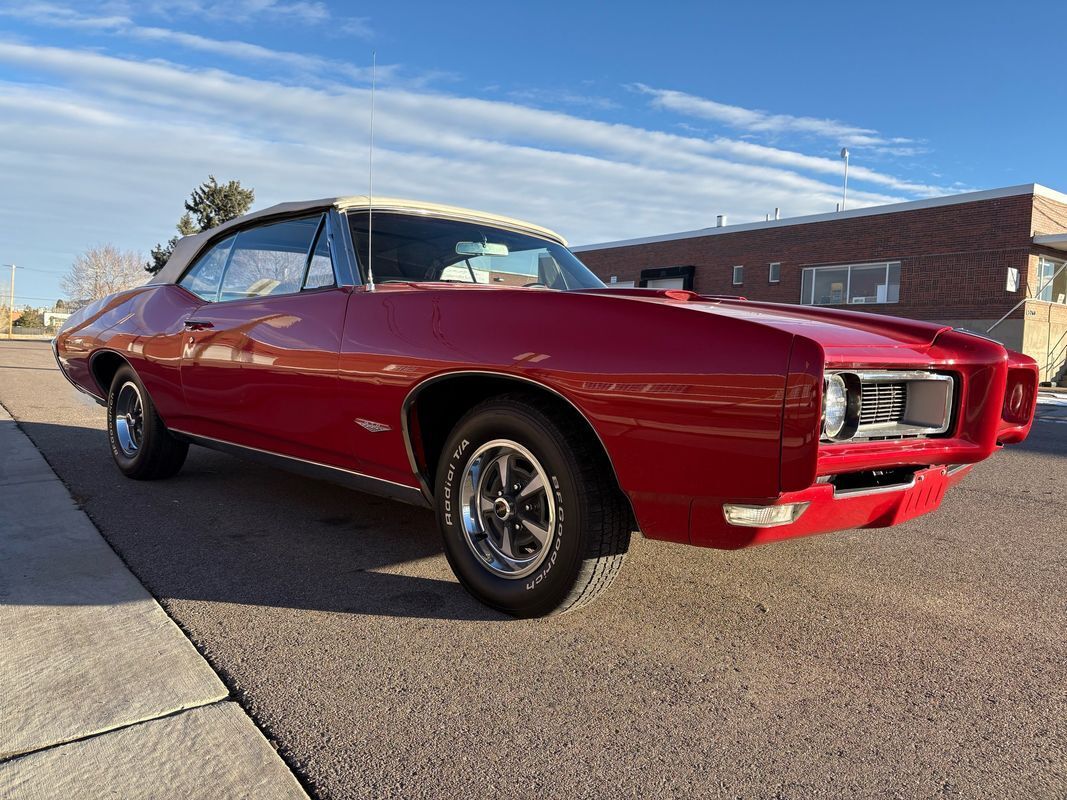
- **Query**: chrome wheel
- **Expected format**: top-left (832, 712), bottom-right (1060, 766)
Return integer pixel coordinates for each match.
top-left (113, 381), bottom-right (144, 457)
top-left (459, 439), bottom-right (556, 579)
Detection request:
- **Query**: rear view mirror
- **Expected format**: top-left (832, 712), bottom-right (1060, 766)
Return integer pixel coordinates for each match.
top-left (456, 241), bottom-right (509, 257)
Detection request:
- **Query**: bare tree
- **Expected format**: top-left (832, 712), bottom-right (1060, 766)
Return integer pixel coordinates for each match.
top-left (62, 244), bottom-right (146, 303)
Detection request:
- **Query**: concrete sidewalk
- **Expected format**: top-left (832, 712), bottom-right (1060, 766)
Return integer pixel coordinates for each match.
top-left (0, 405), bottom-right (307, 798)
top-left (1036, 390), bottom-right (1067, 425)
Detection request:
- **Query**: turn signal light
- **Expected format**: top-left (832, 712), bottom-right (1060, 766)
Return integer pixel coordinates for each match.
top-left (722, 502), bottom-right (810, 528)
top-left (1002, 367), bottom-right (1036, 425)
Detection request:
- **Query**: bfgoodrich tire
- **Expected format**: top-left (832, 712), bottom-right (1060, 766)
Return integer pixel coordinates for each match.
top-left (107, 364), bottom-right (188, 480)
top-left (435, 393), bottom-right (631, 617)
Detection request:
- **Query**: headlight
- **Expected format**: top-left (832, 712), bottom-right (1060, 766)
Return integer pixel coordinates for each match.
top-left (823, 374), bottom-right (849, 439)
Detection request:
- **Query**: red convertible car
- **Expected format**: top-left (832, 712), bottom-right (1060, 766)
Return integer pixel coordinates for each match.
top-left (53, 197), bottom-right (1039, 616)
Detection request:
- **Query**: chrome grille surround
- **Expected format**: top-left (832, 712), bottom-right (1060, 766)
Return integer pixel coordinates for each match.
top-left (823, 370), bottom-right (954, 442)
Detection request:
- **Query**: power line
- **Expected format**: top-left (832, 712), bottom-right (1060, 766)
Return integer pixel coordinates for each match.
top-left (1, 294), bottom-right (65, 303)
top-left (15, 266), bottom-right (67, 275)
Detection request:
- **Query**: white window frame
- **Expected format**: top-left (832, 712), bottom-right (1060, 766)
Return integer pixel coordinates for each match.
top-left (732, 265), bottom-right (744, 286)
top-left (801, 261), bottom-right (900, 306)
top-left (1036, 256), bottom-right (1066, 304)
top-left (768, 262), bottom-right (780, 283)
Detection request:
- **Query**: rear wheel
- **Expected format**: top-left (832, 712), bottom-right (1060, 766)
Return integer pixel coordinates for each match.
top-left (435, 394), bottom-right (631, 617)
top-left (107, 364), bottom-right (188, 480)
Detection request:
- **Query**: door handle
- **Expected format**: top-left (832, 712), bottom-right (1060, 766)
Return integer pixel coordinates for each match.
top-left (184, 319), bottom-right (214, 331)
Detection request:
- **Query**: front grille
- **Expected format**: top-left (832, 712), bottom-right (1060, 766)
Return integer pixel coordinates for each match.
top-left (860, 382), bottom-right (906, 426)
top-left (823, 370), bottom-right (955, 443)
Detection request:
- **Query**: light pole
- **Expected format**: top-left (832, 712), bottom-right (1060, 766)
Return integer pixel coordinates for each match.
top-left (3, 264), bottom-right (13, 339)
top-left (840, 147), bottom-right (850, 211)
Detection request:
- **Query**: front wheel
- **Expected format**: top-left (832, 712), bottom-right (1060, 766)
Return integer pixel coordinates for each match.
top-left (107, 364), bottom-right (189, 480)
top-left (435, 394), bottom-right (631, 617)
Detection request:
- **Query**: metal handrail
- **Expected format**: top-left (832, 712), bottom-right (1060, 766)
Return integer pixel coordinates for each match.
top-left (988, 260), bottom-right (1067, 334)
top-left (1046, 328), bottom-right (1067, 383)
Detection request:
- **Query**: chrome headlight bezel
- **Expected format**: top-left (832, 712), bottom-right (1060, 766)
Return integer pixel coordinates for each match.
top-left (822, 373), bottom-right (861, 441)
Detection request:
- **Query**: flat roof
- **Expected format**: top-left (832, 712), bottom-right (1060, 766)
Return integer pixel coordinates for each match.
top-left (1034, 232), bottom-right (1067, 253)
top-left (573, 183), bottom-right (1067, 253)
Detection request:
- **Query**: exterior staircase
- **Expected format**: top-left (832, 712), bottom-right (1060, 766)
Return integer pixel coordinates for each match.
top-left (1043, 330), bottom-right (1067, 387)
top-left (1051, 349), bottom-right (1067, 388)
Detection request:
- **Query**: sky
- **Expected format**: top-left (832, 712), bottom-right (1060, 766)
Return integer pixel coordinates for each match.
top-left (1, 0), bottom-right (1064, 305)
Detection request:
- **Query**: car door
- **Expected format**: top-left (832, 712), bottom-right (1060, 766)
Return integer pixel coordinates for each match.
top-left (176, 214), bottom-right (353, 466)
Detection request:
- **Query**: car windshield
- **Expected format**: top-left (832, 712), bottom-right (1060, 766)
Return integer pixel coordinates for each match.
top-left (348, 212), bottom-right (604, 290)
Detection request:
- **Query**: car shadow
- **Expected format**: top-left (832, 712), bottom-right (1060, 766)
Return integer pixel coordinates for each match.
top-left (9, 419), bottom-right (506, 622)
top-left (1015, 418), bottom-right (1067, 456)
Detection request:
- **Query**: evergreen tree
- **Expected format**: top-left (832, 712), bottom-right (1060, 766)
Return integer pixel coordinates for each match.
top-left (15, 307), bottom-right (44, 328)
top-left (146, 176), bottom-right (254, 273)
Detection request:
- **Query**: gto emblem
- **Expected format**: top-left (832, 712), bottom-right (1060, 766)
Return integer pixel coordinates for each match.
top-left (354, 418), bottom-right (391, 433)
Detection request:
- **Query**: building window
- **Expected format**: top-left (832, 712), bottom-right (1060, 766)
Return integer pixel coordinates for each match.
top-left (768, 262), bottom-right (781, 283)
top-left (732, 265), bottom-right (744, 285)
top-left (1037, 256), bottom-right (1067, 304)
top-left (800, 261), bottom-right (901, 306)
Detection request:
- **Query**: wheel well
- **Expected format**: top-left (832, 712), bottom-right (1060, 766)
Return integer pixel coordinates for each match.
top-left (406, 374), bottom-right (633, 516)
top-left (89, 350), bottom-right (130, 396)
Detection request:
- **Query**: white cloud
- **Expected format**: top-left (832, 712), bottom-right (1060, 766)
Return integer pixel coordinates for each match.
top-left (697, 138), bottom-right (946, 196)
top-left (505, 87), bottom-right (620, 111)
top-left (0, 41), bottom-right (957, 300)
top-left (635, 83), bottom-right (920, 152)
top-left (0, 3), bottom-right (385, 81)
top-left (0, 2), bottom-right (125, 27)
top-left (136, 0), bottom-right (372, 34)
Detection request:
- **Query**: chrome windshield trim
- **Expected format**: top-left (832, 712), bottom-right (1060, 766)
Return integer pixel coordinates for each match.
top-left (330, 208), bottom-right (361, 286)
top-left (343, 206), bottom-right (568, 246)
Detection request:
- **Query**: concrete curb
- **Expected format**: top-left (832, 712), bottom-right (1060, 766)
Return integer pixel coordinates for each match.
top-left (0, 405), bottom-right (308, 798)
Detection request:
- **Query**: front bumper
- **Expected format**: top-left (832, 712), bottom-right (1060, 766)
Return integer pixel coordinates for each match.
top-left (690, 463), bottom-right (972, 550)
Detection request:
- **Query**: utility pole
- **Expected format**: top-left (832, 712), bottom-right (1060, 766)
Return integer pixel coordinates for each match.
top-left (3, 264), bottom-right (13, 339)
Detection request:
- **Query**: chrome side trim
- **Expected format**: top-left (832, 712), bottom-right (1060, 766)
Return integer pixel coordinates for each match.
top-left (946, 463), bottom-right (972, 477)
top-left (171, 429), bottom-right (429, 508)
top-left (399, 369), bottom-right (625, 506)
top-left (52, 337), bottom-right (106, 405)
top-left (832, 476), bottom-right (917, 499)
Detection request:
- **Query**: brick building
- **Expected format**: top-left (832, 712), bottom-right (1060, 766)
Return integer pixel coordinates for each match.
top-left (574, 184), bottom-right (1067, 383)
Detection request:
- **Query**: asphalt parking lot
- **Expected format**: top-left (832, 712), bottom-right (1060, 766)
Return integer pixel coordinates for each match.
top-left (1, 339), bottom-right (1064, 799)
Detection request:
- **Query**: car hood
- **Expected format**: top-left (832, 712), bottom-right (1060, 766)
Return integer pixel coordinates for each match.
top-left (581, 288), bottom-right (951, 350)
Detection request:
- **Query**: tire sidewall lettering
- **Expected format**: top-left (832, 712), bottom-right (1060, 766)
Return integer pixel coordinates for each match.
top-left (107, 383), bottom-right (126, 461)
top-left (526, 475), bottom-right (564, 591)
top-left (107, 392), bottom-right (117, 453)
top-left (442, 438), bottom-right (469, 527)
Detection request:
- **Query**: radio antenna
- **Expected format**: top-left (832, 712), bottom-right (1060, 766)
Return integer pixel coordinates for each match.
top-left (366, 51), bottom-right (376, 291)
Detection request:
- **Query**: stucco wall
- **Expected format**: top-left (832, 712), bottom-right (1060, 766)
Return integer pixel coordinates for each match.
top-left (938, 319), bottom-right (1023, 352)
top-left (1022, 301), bottom-right (1067, 382)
